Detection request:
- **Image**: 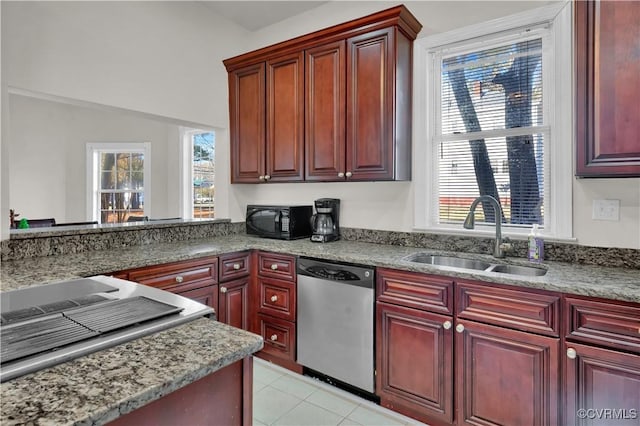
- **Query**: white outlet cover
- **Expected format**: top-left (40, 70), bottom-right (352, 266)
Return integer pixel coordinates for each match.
top-left (592, 199), bottom-right (620, 221)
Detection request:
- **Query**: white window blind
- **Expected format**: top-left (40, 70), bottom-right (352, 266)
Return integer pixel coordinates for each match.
top-left (435, 36), bottom-right (547, 229)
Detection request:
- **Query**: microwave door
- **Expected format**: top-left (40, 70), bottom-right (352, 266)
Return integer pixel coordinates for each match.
top-left (247, 209), bottom-right (279, 236)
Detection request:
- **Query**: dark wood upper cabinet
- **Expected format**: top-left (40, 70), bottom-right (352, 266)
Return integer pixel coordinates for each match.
top-left (224, 5), bottom-right (421, 183)
top-left (305, 40), bottom-right (346, 181)
top-left (229, 63), bottom-right (266, 183)
top-left (575, 0), bottom-right (640, 177)
top-left (266, 52), bottom-right (305, 182)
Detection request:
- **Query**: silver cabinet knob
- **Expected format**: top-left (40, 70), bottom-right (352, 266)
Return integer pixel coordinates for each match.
top-left (264, 175), bottom-right (271, 181)
top-left (258, 175), bottom-right (265, 181)
top-left (567, 348), bottom-right (577, 359)
top-left (270, 295), bottom-right (278, 302)
top-left (270, 264), bottom-right (278, 270)
top-left (175, 276), bottom-right (184, 283)
top-left (338, 172), bottom-right (345, 178)
top-left (270, 334), bottom-right (278, 341)
top-left (345, 171), bottom-right (353, 178)
top-left (233, 263), bottom-right (241, 270)
top-left (443, 321), bottom-right (452, 330)
top-left (220, 286), bottom-right (227, 294)
top-left (455, 324), bottom-right (465, 333)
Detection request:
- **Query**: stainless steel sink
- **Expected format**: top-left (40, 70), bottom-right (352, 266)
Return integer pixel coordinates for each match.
top-left (402, 253), bottom-right (547, 276)
top-left (487, 264), bottom-right (547, 276)
top-left (402, 254), bottom-right (492, 271)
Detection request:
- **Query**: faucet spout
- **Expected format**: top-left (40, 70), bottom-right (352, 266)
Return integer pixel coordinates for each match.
top-left (463, 195), bottom-right (507, 258)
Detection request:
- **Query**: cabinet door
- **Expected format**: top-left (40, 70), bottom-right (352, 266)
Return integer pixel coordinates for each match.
top-left (218, 277), bottom-right (250, 330)
top-left (456, 320), bottom-right (560, 426)
top-left (266, 52), bottom-right (305, 182)
top-left (376, 302), bottom-right (453, 425)
top-left (178, 285), bottom-right (218, 311)
top-left (565, 342), bottom-right (640, 426)
top-left (305, 40), bottom-right (346, 181)
top-left (229, 63), bottom-right (266, 183)
top-left (346, 28), bottom-right (395, 181)
top-left (575, 0), bottom-right (640, 177)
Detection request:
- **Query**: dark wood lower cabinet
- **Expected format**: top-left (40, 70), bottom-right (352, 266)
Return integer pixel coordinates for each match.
top-left (177, 284), bottom-right (218, 311)
top-left (218, 277), bottom-right (250, 330)
top-left (376, 302), bottom-right (453, 425)
top-left (107, 357), bottom-right (253, 426)
top-left (565, 342), bottom-right (640, 426)
top-left (456, 320), bottom-right (560, 426)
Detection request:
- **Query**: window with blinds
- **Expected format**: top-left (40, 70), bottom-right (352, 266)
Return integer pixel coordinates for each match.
top-left (435, 36), bottom-right (547, 229)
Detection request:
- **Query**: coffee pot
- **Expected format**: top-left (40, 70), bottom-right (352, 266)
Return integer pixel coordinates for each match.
top-left (310, 198), bottom-right (340, 242)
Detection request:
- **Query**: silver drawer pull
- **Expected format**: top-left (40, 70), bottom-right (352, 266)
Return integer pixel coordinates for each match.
top-left (455, 324), bottom-right (465, 333)
top-left (270, 334), bottom-right (278, 341)
top-left (270, 295), bottom-right (278, 302)
top-left (345, 171), bottom-right (353, 178)
top-left (270, 264), bottom-right (278, 270)
top-left (443, 321), bottom-right (452, 330)
top-left (567, 348), bottom-right (577, 359)
top-left (233, 263), bottom-right (241, 270)
top-left (175, 276), bottom-right (184, 283)
top-left (338, 172), bottom-right (345, 178)
top-left (220, 286), bottom-right (227, 293)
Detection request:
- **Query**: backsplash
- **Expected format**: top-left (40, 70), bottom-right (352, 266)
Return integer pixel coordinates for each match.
top-left (3, 222), bottom-right (638, 269)
top-left (340, 228), bottom-right (640, 269)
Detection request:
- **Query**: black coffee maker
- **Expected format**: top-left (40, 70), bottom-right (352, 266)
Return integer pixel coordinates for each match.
top-left (310, 198), bottom-right (340, 242)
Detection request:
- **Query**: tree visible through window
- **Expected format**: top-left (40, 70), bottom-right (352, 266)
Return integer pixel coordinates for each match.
top-left (192, 132), bottom-right (215, 218)
top-left (437, 36), bottom-right (545, 229)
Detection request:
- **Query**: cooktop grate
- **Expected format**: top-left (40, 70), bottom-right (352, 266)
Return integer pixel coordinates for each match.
top-left (1, 296), bottom-right (183, 364)
top-left (1, 315), bottom-right (99, 364)
top-left (64, 296), bottom-right (183, 333)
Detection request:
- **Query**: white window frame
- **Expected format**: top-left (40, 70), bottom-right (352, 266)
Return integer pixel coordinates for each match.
top-left (179, 127), bottom-right (215, 220)
top-left (413, 1), bottom-right (573, 241)
top-left (86, 142), bottom-right (151, 223)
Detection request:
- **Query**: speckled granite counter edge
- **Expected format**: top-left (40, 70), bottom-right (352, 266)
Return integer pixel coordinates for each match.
top-left (0, 318), bottom-right (263, 426)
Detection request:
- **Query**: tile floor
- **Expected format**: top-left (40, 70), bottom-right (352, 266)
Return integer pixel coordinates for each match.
top-left (252, 357), bottom-right (429, 426)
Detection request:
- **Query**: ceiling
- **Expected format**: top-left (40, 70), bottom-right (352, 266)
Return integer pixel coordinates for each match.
top-left (203, 1), bottom-right (328, 31)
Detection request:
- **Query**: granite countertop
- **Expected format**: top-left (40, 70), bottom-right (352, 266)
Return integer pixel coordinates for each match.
top-left (1, 234), bottom-right (639, 303)
top-left (0, 318), bottom-right (263, 426)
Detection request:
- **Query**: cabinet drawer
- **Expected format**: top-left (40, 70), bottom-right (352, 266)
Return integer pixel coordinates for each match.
top-left (257, 277), bottom-right (296, 321)
top-left (127, 257), bottom-right (218, 292)
top-left (565, 296), bottom-right (640, 353)
top-left (377, 268), bottom-right (453, 315)
top-left (456, 280), bottom-right (560, 337)
top-left (255, 314), bottom-right (296, 361)
top-left (257, 252), bottom-right (296, 281)
top-left (219, 252), bottom-right (251, 282)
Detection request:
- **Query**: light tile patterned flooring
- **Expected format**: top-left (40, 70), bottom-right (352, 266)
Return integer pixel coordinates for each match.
top-left (252, 357), bottom-right (429, 426)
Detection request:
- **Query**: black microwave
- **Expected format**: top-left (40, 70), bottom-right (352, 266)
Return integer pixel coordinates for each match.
top-left (246, 205), bottom-right (313, 240)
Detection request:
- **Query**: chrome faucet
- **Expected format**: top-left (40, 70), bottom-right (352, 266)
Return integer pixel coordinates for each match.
top-left (463, 195), bottom-right (510, 258)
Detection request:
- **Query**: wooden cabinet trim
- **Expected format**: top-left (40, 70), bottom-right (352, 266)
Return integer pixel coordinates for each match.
top-left (255, 313), bottom-right (296, 361)
top-left (223, 6), bottom-right (421, 72)
top-left (456, 320), bottom-right (560, 426)
top-left (575, 0), bottom-right (640, 177)
top-left (376, 301), bottom-right (453, 424)
top-left (257, 277), bottom-right (296, 321)
top-left (565, 296), bottom-right (640, 353)
top-left (219, 251), bottom-right (251, 282)
top-left (456, 280), bottom-right (560, 337)
top-left (376, 268), bottom-right (453, 315)
top-left (219, 277), bottom-right (250, 330)
top-left (257, 252), bottom-right (296, 281)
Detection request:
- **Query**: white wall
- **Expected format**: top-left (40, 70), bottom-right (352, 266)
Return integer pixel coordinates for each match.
top-left (8, 94), bottom-right (181, 222)
top-left (1, 1), bottom-right (638, 248)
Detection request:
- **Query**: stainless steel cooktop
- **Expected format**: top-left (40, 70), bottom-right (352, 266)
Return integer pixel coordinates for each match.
top-left (0, 276), bottom-right (214, 382)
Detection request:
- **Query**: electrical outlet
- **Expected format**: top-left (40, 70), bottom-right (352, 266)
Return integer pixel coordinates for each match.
top-left (592, 199), bottom-right (620, 221)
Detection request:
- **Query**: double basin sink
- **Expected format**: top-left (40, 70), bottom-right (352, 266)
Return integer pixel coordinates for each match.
top-left (403, 253), bottom-right (547, 277)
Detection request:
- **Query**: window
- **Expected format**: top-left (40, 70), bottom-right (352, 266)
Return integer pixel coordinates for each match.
top-left (87, 143), bottom-right (150, 224)
top-left (414, 2), bottom-right (572, 240)
top-left (180, 129), bottom-right (215, 219)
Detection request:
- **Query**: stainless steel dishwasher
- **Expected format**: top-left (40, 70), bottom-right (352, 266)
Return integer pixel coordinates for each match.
top-left (297, 257), bottom-right (375, 394)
